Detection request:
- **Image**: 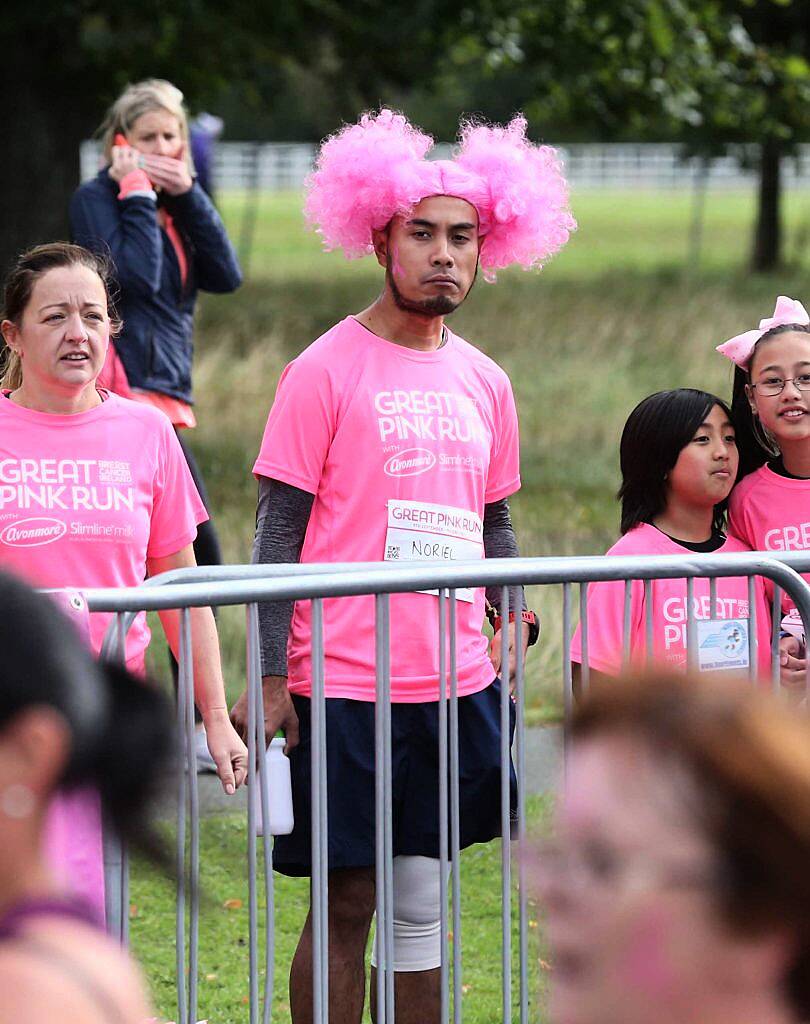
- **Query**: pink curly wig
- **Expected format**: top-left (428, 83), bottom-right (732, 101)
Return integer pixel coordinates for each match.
top-left (304, 109), bottom-right (576, 280)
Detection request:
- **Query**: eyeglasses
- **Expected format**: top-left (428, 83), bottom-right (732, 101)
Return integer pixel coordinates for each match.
top-left (532, 838), bottom-right (719, 894)
top-left (751, 373), bottom-right (810, 397)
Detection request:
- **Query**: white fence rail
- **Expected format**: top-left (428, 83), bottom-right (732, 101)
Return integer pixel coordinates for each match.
top-left (81, 140), bottom-right (810, 192)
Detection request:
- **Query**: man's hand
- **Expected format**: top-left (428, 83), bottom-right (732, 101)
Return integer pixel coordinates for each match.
top-left (779, 634), bottom-right (807, 692)
top-left (489, 619), bottom-right (532, 694)
top-left (230, 674), bottom-right (300, 752)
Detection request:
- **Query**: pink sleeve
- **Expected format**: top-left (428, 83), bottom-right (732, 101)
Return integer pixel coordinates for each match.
top-left (570, 577), bottom-right (643, 676)
top-left (147, 420), bottom-right (208, 559)
top-left (252, 357), bottom-right (336, 494)
top-left (485, 376), bottom-right (521, 503)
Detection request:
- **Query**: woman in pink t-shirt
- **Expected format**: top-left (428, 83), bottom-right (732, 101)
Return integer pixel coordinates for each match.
top-left (570, 388), bottom-right (779, 687)
top-left (720, 296), bottom-right (810, 695)
top-left (0, 242), bottom-right (247, 794)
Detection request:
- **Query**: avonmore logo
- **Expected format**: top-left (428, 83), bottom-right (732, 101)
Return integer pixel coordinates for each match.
top-left (383, 448), bottom-right (437, 478)
top-left (0, 517), bottom-right (67, 547)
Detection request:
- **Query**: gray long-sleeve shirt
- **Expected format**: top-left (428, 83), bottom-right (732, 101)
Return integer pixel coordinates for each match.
top-left (253, 476), bottom-right (525, 678)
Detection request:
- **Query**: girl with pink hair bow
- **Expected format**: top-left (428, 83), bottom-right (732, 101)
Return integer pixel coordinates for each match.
top-left (717, 296), bottom-right (810, 694)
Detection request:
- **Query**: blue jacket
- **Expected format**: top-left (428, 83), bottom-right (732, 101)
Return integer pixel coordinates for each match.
top-left (70, 170), bottom-right (242, 403)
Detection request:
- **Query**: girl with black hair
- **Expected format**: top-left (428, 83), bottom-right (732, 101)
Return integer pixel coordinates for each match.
top-left (570, 389), bottom-right (773, 682)
top-left (721, 297), bottom-right (810, 692)
top-left (0, 572), bottom-right (171, 1023)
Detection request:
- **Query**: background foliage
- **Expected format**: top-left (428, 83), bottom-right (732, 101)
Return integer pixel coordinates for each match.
top-left (3, 0), bottom-right (810, 270)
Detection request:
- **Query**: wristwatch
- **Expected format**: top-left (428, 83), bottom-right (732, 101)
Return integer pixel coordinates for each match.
top-left (487, 607), bottom-right (540, 647)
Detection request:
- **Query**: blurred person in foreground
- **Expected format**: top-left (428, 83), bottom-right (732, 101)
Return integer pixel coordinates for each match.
top-left (535, 671), bottom-right (810, 1024)
top-left (0, 571), bottom-right (172, 1023)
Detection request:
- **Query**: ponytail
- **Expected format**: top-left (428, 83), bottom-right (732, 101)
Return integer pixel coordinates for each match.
top-left (0, 347), bottom-right (22, 390)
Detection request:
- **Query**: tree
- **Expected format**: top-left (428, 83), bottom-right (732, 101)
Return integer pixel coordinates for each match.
top-left (652, 1), bottom-right (810, 270)
top-left (722, 1), bottom-right (810, 270)
top-left (5, 0), bottom-right (808, 274)
top-left (0, 4), bottom-right (285, 272)
top-left (0, 0), bottom-right (460, 274)
top-left (439, 0), bottom-right (810, 270)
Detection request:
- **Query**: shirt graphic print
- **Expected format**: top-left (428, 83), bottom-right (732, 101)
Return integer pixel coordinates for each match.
top-left (0, 392), bottom-right (207, 669)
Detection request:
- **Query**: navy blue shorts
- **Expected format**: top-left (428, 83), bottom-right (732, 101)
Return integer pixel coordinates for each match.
top-left (273, 679), bottom-right (517, 877)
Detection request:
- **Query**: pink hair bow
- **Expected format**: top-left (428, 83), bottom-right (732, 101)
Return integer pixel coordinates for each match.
top-left (716, 295), bottom-right (810, 368)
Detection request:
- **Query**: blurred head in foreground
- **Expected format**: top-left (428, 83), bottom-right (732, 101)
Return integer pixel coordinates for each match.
top-left (537, 673), bottom-right (810, 1024)
top-left (0, 571), bottom-right (172, 872)
top-left (0, 574), bottom-right (172, 1024)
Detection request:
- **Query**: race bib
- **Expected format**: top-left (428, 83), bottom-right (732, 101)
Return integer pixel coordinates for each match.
top-left (384, 499), bottom-right (483, 603)
top-left (696, 618), bottom-right (750, 672)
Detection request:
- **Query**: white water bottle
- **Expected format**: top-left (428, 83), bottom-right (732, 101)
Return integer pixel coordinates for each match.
top-left (255, 737), bottom-right (294, 837)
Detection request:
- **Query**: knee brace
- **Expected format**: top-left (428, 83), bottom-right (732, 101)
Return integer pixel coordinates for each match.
top-left (370, 855), bottom-right (446, 972)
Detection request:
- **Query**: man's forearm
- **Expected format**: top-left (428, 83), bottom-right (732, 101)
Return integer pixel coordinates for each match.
top-left (253, 477), bottom-right (315, 677)
top-left (483, 497), bottom-right (526, 616)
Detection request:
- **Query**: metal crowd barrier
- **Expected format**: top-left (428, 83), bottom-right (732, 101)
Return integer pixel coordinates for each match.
top-left (82, 552), bottom-right (810, 1024)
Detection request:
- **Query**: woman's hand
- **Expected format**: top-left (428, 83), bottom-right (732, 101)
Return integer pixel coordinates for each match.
top-left (140, 145), bottom-right (193, 195)
top-left (489, 619), bottom-right (532, 694)
top-left (108, 140), bottom-right (141, 183)
top-left (148, 549), bottom-right (247, 790)
top-left (200, 708), bottom-right (248, 795)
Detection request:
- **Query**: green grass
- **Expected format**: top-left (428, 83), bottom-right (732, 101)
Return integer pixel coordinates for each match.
top-left (131, 798), bottom-right (551, 1023)
top-left (215, 187), bottom-right (810, 279)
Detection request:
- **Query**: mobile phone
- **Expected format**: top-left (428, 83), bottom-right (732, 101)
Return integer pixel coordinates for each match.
top-left (114, 133), bottom-right (129, 148)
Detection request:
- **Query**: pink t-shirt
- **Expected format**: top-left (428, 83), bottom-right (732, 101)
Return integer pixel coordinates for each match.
top-left (569, 524), bottom-right (772, 678)
top-left (0, 392), bottom-right (207, 670)
top-left (253, 317), bottom-right (521, 702)
top-left (728, 464), bottom-right (810, 610)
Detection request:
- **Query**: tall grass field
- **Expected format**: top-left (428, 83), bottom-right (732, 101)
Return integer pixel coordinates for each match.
top-left (132, 186), bottom-right (810, 1022)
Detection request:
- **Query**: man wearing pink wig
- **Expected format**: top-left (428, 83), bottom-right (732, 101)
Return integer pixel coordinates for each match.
top-left (232, 109), bottom-right (575, 1023)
